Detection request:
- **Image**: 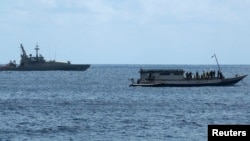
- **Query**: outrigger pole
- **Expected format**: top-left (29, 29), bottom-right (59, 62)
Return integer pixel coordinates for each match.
top-left (212, 54), bottom-right (221, 72)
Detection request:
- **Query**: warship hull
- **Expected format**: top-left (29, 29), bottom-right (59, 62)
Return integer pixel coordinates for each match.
top-left (0, 63), bottom-right (90, 71)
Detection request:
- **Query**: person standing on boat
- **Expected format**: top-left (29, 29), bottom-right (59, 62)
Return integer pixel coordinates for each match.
top-left (217, 70), bottom-right (224, 79)
top-left (202, 71), bottom-right (206, 79)
top-left (186, 72), bottom-right (188, 79)
top-left (196, 72), bottom-right (199, 79)
top-left (220, 72), bottom-right (224, 79)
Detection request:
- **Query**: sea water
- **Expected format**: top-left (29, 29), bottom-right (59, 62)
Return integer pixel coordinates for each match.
top-left (0, 65), bottom-right (249, 141)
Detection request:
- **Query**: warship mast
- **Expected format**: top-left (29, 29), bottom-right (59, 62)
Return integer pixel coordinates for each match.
top-left (35, 43), bottom-right (39, 58)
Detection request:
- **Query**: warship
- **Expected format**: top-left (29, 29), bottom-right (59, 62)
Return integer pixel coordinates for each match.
top-left (0, 44), bottom-right (90, 71)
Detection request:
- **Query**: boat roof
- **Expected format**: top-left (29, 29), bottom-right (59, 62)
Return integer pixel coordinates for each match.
top-left (139, 69), bottom-right (184, 73)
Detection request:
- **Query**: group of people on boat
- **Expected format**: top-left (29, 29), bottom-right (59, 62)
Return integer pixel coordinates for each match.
top-left (185, 70), bottom-right (224, 80)
top-left (9, 60), bottom-right (16, 66)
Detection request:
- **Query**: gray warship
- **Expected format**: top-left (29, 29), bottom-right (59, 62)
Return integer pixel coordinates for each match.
top-left (0, 44), bottom-right (90, 71)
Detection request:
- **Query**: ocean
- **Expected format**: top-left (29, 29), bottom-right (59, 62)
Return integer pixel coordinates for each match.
top-left (0, 65), bottom-right (249, 141)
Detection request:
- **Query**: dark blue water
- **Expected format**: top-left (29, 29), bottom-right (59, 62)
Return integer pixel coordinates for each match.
top-left (0, 65), bottom-right (249, 141)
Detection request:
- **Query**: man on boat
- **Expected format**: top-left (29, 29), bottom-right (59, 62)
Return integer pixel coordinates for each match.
top-left (217, 70), bottom-right (224, 79)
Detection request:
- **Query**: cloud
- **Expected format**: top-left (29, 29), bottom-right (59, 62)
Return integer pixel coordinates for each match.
top-left (137, 0), bottom-right (247, 23)
top-left (3, 0), bottom-right (249, 28)
top-left (1, 0), bottom-right (250, 64)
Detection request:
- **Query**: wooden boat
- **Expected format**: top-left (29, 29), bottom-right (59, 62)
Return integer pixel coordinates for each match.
top-left (129, 55), bottom-right (247, 87)
top-left (129, 69), bottom-right (247, 87)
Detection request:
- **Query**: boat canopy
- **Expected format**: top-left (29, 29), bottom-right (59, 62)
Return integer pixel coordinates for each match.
top-left (139, 69), bottom-right (184, 75)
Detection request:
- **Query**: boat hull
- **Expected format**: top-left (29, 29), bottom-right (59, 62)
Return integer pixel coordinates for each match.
top-left (0, 63), bottom-right (90, 71)
top-left (130, 75), bottom-right (247, 87)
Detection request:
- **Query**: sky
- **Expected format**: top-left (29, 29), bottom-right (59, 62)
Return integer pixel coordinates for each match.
top-left (0, 0), bottom-right (250, 64)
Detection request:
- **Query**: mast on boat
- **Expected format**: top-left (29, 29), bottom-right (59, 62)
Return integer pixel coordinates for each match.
top-left (212, 54), bottom-right (221, 72)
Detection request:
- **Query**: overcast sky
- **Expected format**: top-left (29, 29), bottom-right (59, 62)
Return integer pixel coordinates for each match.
top-left (1, 0), bottom-right (249, 64)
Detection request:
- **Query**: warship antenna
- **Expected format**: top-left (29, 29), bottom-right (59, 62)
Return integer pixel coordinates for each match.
top-left (35, 43), bottom-right (39, 58)
top-left (212, 54), bottom-right (221, 72)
